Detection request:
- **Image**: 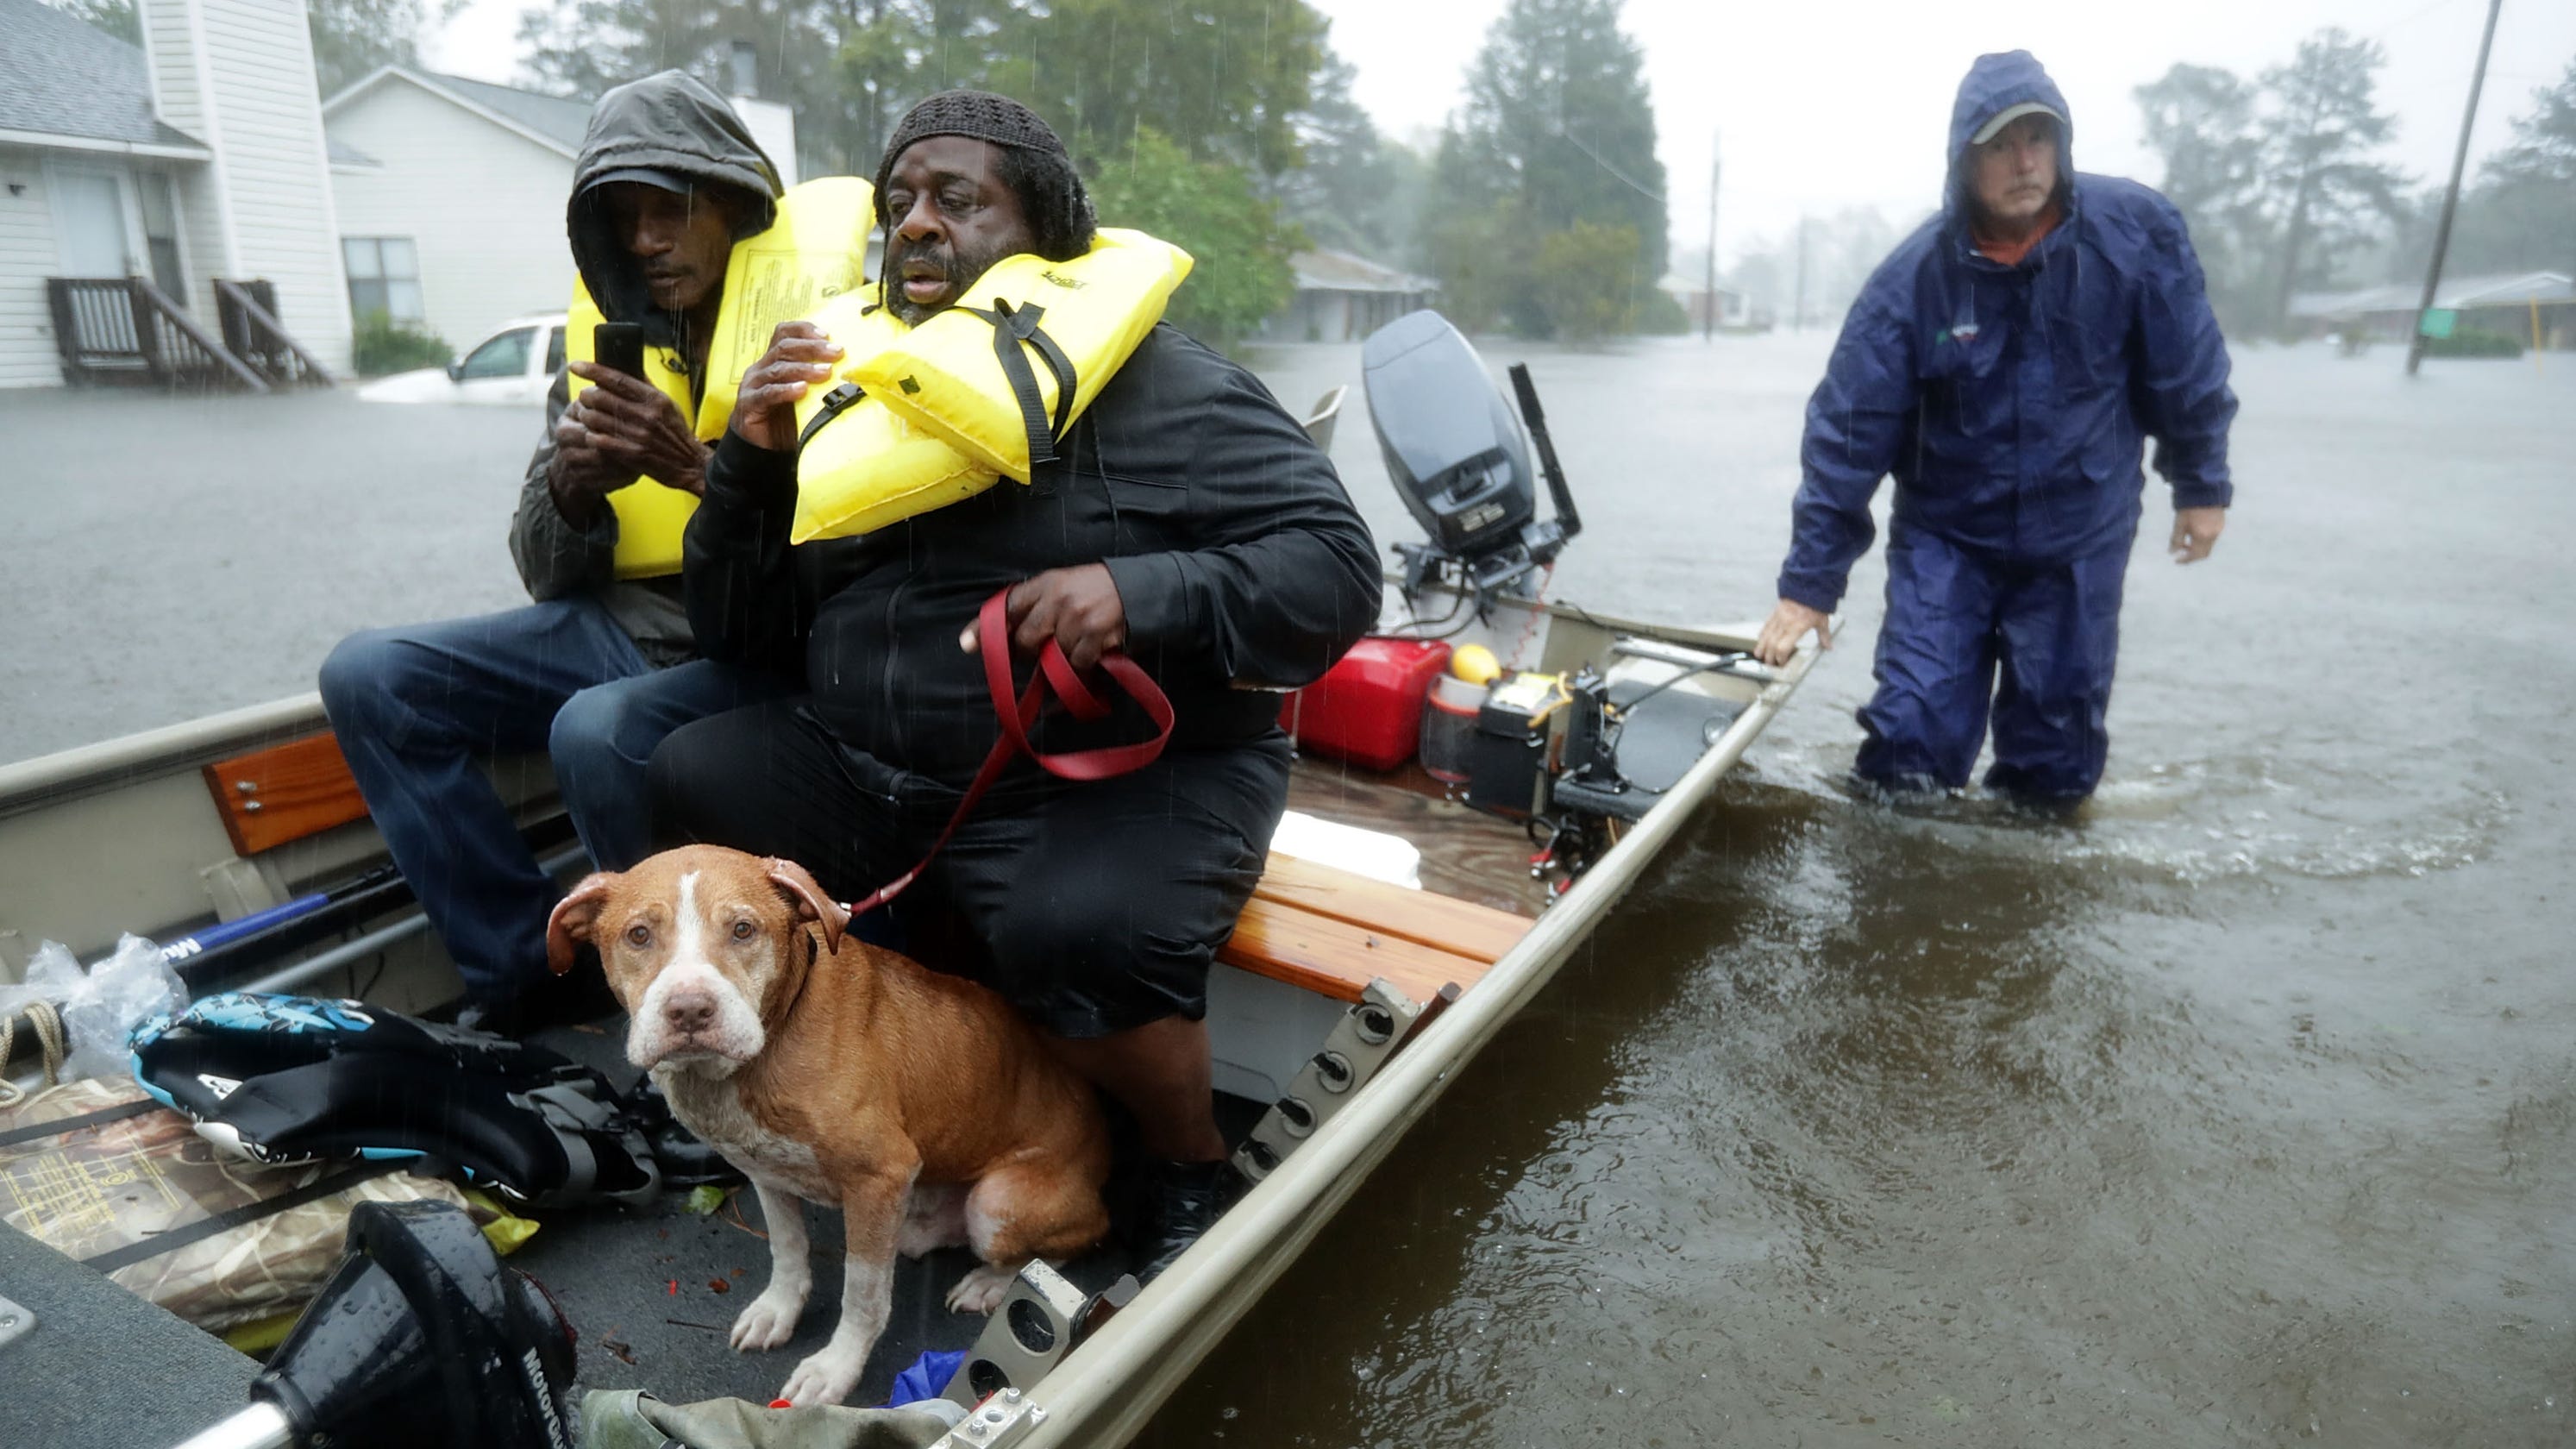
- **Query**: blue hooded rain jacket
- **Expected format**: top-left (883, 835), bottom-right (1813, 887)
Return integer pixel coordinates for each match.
top-left (1778, 51), bottom-right (2237, 798)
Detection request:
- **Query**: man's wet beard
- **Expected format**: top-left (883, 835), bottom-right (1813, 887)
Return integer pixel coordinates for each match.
top-left (885, 240), bottom-right (1007, 324)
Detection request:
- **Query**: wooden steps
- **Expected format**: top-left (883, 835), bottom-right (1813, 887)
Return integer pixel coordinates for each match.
top-left (1219, 853), bottom-right (1532, 1006)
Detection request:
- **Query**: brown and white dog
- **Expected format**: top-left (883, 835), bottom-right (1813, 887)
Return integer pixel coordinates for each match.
top-left (544, 844), bottom-right (1112, 1407)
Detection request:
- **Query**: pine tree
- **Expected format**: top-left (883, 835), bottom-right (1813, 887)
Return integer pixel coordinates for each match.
top-left (1427, 0), bottom-right (1668, 336)
top-left (2135, 63), bottom-right (2268, 333)
top-left (2259, 28), bottom-right (2408, 333)
top-left (2479, 54), bottom-right (2576, 279)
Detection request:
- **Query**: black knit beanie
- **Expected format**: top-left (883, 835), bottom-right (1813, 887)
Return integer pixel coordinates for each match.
top-left (874, 90), bottom-right (1095, 254)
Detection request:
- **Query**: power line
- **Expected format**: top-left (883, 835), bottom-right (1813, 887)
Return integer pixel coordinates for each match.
top-left (1551, 122), bottom-right (1667, 204)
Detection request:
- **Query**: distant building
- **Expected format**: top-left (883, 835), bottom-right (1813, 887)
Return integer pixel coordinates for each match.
top-left (1656, 273), bottom-right (1764, 332)
top-left (1255, 248), bottom-right (1437, 343)
top-left (323, 62), bottom-right (797, 356)
top-left (2289, 271), bottom-right (2573, 349)
top-left (0, 0), bottom-right (350, 386)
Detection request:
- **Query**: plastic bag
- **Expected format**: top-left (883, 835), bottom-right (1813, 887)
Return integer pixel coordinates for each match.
top-left (1, 935), bottom-right (185, 1083)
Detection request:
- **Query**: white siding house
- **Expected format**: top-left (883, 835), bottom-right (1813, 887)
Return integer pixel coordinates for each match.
top-left (142, 0), bottom-right (350, 373)
top-left (322, 66), bottom-right (800, 359)
top-left (0, 0), bottom-right (348, 386)
top-left (322, 69), bottom-right (588, 354)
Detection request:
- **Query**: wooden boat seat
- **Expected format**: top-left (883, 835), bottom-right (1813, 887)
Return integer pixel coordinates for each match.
top-left (201, 731), bottom-right (368, 856)
top-left (196, 732), bottom-right (1533, 1010)
top-left (1218, 853), bottom-right (1530, 1007)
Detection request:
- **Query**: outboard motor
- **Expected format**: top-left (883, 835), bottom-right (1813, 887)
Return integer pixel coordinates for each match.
top-left (1361, 310), bottom-right (1580, 599)
top-left (170, 1200), bottom-right (575, 1449)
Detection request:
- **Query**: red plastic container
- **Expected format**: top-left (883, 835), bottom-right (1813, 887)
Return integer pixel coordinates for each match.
top-left (1280, 637), bottom-right (1453, 772)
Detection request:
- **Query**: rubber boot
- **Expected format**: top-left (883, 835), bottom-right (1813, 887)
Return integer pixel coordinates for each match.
top-left (1137, 1158), bottom-right (1243, 1283)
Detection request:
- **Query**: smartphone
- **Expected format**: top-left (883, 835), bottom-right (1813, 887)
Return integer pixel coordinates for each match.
top-left (592, 322), bottom-right (645, 380)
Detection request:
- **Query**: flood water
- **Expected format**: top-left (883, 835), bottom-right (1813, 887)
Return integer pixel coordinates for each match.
top-left (8, 334), bottom-right (2574, 1444)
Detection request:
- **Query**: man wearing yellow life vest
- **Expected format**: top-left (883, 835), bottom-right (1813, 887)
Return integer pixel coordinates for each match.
top-left (650, 91), bottom-right (1382, 1288)
top-left (320, 72), bottom-right (845, 1035)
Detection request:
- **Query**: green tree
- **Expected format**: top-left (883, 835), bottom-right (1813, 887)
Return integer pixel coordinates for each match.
top-left (1417, 142), bottom-right (1531, 333)
top-left (515, 0), bottom-right (1333, 215)
top-left (2135, 61), bottom-right (2269, 332)
top-left (2258, 28), bottom-right (2409, 332)
top-left (1087, 126), bottom-right (1299, 346)
top-left (991, 0), bottom-right (1326, 179)
top-left (2478, 54), bottom-right (2576, 279)
top-left (524, 0), bottom-right (828, 173)
top-left (2486, 54), bottom-right (2576, 185)
top-left (311, 0), bottom-right (454, 95)
top-left (1275, 53), bottom-right (1423, 264)
top-left (517, 0), bottom-right (1023, 177)
top-left (1532, 221), bottom-right (1640, 340)
top-left (43, 0), bottom-right (438, 94)
top-left (1428, 0), bottom-right (1668, 336)
top-left (42, 0), bottom-right (138, 43)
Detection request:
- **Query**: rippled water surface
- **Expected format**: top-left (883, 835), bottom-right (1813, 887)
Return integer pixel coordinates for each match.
top-left (7, 335), bottom-right (2573, 1445)
top-left (1141, 336), bottom-right (2576, 1447)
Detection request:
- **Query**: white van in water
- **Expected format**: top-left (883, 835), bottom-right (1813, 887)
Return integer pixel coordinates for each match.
top-left (355, 313), bottom-right (567, 407)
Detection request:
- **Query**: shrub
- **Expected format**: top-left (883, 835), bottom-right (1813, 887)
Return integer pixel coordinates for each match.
top-left (1636, 287), bottom-right (1691, 336)
top-left (2419, 327), bottom-right (2523, 360)
top-left (353, 310), bottom-right (451, 376)
top-left (1533, 222), bottom-right (1645, 342)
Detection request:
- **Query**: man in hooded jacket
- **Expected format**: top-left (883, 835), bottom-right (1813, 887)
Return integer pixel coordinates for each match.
top-left (650, 91), bottom-right (1382, 1294)
top-left (1752, 51), bottom-right (2238, 803)
top-left (319, 72), bottom-right (812, 1032)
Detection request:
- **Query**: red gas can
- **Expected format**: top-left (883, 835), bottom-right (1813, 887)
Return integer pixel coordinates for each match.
top-left (1279, 637), bottom-right (1454, 772)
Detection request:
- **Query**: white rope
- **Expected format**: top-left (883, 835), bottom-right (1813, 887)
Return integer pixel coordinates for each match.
top-left (0, 1000), bottom-right (69, 1109)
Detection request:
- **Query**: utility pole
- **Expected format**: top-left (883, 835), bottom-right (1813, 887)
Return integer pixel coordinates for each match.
top-left (1793, 217), bottom-right (1810, 332)
top-left (2408, 0), bottom-right (2506, 376)
top-left (1702, 132), bottom-right (1720, 342)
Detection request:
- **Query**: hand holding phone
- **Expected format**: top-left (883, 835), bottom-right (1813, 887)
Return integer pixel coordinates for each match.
top-left (592, 322), bottom-right (645, 380)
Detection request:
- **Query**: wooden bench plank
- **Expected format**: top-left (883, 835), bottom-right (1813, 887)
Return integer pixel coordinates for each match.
top-left (1218, 895), bottom-right (1495, 1007)
top-left (1250, 853), bottom-right (1532, 964)
top-left (202, 733), bottom-right (368, 856)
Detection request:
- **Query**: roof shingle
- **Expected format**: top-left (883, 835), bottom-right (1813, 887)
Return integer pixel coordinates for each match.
top-left (0, 0), bottom-right (208, 151)
top-left (423, 71), bottom-right (592, 152)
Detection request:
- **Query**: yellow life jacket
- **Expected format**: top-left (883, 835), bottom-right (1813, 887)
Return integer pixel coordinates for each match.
top-left (564, 175), bottom-right (874, 578)
top-left (787, 292), bottom-right (1001, 543)
top-left (840, 228), bottom-right (1193, 484)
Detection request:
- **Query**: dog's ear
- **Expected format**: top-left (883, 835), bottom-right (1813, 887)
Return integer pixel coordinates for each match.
top-left (544, 873), bottom-right (617, 975)
top-left (765, 857), bottom-right (849, 957)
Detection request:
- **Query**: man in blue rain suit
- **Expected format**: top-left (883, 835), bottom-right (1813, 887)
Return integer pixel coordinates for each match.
top-left (1752, 50), bottom-right (2238, 803)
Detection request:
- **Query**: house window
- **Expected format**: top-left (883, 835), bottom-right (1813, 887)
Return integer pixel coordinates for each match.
top-left (137, 172), bottom-right (185, 304)
top-left (343, 237), bottom-right (423, 325)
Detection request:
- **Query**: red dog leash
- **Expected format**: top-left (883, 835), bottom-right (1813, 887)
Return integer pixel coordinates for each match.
top-left (843, 586), bottom-right (1175, 916)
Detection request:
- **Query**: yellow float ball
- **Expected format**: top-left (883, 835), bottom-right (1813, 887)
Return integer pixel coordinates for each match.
top-left (1451, 643), bottom-right (1501, 684)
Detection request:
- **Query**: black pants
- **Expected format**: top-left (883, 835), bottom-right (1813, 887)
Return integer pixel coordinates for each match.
top-left (648, 698), bottom-right (1287, 1038)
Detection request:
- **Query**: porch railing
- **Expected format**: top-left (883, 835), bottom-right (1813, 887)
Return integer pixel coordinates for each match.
top-left (46, 276), bottom-right (271, 392)
top-left (214, 279), bottom-right (334, 389)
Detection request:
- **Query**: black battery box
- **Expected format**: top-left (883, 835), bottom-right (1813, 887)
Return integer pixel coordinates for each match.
top-left (1464, 672), bottom-right (1569, 819)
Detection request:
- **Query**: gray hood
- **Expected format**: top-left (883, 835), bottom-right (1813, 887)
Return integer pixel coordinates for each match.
top-left (567, 70), bottom-right (782, 347)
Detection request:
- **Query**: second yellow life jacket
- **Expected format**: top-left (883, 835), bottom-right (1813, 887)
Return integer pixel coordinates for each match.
top-left (788, 292), bottom-right (1002, 543)
top-left (790, 228), bottom-right (1193, 542)
top-left (841, 228), bottom-right (1194, 484)
top-left (565, 175), bottom-right (874, 578)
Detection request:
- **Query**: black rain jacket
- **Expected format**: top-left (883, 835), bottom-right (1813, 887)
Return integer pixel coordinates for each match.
top-left (684, 323), bottom-right (1382, 785)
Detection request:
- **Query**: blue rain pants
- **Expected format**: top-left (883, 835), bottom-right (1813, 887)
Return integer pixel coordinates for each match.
top-left (318, 599), bottom-right (790, 1003)
top-left (1853, 525), bottom-right (2129, 800)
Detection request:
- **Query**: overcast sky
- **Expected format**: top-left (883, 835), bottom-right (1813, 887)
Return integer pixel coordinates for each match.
top-left (424, 0), bottom-right (2576, 268)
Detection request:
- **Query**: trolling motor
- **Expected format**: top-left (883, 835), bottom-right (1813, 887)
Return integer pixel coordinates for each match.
top-left (1361, 310), bottom-right (1582, 609)
top-left (172, 1200), bottom-right (575, 1449)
